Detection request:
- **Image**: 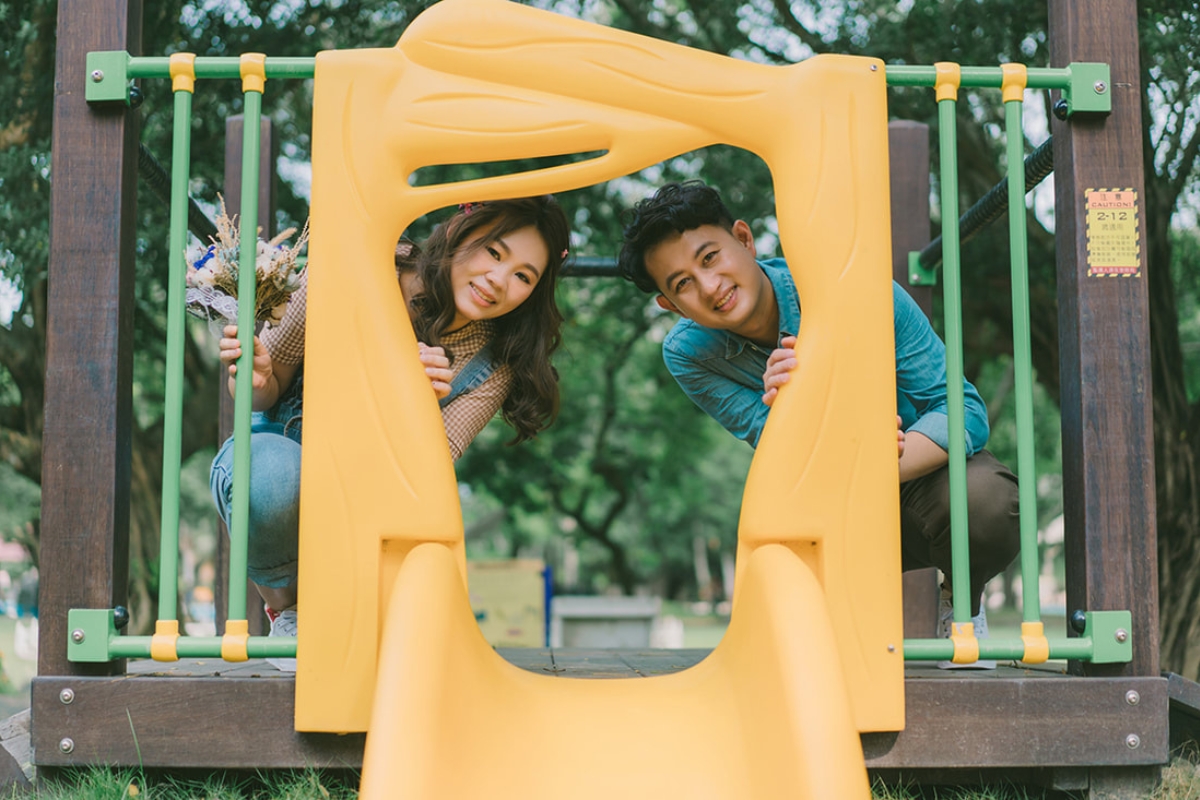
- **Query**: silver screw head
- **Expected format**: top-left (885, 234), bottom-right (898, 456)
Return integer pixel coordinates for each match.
top-left (71, 629), bottom-right (85, 644)
top-left (90, 70), bottom-right (104, 83)
top-left (870, 64), bottom-right (878, 71)
top-left (59, 688), bottom-right (75, 705)
top-left (59, 738), bottom-right (74, 754)
top-left (1126, 733), bottom-right (1141, 749)
top-left (1115, 628), bottom-right (1129, 643)
top-left (1094, 80), bottom-right (1108, 94)
top-left (911, 273), bottom-right (920, 282)
top-left (1125, 690), bottom-right (1140, 706)
top-left (887, 643), bottom-right (896, 652)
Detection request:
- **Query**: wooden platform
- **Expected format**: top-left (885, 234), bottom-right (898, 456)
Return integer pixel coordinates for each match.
top-left (31, 649), bottom-right (1169, 774)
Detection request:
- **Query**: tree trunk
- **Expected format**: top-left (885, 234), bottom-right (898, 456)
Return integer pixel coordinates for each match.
top-left (1146, 176), bottom-right (1200, 679)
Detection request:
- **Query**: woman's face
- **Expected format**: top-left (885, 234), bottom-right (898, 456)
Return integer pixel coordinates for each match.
top-left (447, 224), bottom-right (549, 331)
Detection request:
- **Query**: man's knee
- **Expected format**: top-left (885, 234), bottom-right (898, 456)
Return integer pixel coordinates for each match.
top-left (966, 454), bottom-right (1021, 566)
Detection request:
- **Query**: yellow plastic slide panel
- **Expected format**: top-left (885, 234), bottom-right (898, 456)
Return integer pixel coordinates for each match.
top-left (298, 0), bottom-right (902, 736)
top-left (360, 542), bottom-right (871, 800)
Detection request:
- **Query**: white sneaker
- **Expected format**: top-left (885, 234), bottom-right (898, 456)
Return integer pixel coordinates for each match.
top-left (266, 606), bottom-right (297, 673)
top-left (937, 588), bottom-right (996, 670)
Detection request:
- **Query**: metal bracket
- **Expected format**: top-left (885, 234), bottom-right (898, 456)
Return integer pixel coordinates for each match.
top-left (67, 609), bottom-right (116, 662)
top-left (85, 51), bottom-right (133, 104)
top-left (1062, 62), bottom-right (1112, 116)
top-left (908, 250), bottom-right (937, 286)
top-left (1084, 609), bottom-right (1133, 663)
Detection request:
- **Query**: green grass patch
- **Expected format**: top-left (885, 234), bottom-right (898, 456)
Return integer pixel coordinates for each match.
top-left (10, 756), bottom-right (1200, 798)
top-left (28, 768), bottom-right (359, 800)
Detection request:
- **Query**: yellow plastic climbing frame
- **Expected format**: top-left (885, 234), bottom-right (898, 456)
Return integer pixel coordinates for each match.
top-left (296, 1), bottom-right (903, 796)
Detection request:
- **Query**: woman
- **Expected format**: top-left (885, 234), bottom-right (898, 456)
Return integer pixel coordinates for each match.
top-left (210, 196), bottom-right (570, 669)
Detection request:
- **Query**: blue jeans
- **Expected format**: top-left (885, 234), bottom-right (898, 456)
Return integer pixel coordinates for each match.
top-left (209, 413), bottom-right (302, 588)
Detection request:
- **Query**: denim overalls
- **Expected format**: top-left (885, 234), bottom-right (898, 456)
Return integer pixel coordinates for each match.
top-left (209, 344), bottom-right (495, 587)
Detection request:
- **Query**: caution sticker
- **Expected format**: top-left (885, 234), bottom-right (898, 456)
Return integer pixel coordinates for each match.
top-left (1085, 189), bottom-right (1140, 277)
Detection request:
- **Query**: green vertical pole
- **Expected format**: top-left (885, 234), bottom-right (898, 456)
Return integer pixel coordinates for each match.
top-left (228, 87), bottom-right (264, 624)
top-left (1005, 98), bottom-right (1041, 624)
top-left (938, 96), bottom-right (972, 627)
top-left (157, 86), bottom-right (193, 623)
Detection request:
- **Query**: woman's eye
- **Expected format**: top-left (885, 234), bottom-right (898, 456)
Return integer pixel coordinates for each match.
top-left (674, 277), bottom-right (691, 292)
top-left (487, 246), bottom-right (500, 260)
top-left (702, 250), bottom-right (716, 264)
top-left (517, 273), bottom-right (532, 285)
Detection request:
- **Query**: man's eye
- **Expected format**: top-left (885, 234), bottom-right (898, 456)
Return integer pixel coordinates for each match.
top-left (702, 250), bottom-right (716, 264)
top-left (674, 277), bottom-right (691, 292)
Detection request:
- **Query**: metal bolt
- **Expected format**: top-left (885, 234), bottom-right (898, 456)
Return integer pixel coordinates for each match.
top-left (887, 644), bottom-right (896, 653)
top-left (910, 273), bottom-right (920, 283)
top-left (59, 688), bottom-right (74, 705)
top-left (870, 64), bottom-right (878, 72)
top-left (1126, 733), bottom-right (1141, 749)
top-left (71, 629), bottom-right (85, 644)
top-left (59, 738), bottom-right (74, 754)
top-left (1094, 80), bottom-right (1108, 94)
top-left (1126, 690), bottom-right (1140, 706)
top-left (1115, 628), bottom-right (1129, 643)
top-left (91, 70), bottom-right (104, 83)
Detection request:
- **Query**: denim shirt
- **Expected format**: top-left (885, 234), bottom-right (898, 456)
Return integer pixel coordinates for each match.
top-left (661, 258), bottom-right (990, 453)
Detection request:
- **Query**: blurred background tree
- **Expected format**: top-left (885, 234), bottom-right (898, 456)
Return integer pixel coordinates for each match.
top-left (2, 0), bottom-right (1198, 675)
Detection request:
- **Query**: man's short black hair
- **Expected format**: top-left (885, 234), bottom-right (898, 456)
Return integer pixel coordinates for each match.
top-left (618, 181), bottom-right (736, 294)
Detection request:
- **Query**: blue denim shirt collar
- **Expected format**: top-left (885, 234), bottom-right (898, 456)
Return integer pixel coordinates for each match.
top-left (720, 258), bottom-right (799, 359)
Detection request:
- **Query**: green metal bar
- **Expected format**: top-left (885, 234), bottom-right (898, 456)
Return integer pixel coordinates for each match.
top-left (109, 636), bottom-right (297, 659)
top-left (1006, 98), bottom-right (1041, 625)
top-left (937, 97), bottom-right (972, 627)
top-left (886, 65), bottom-right (1074, 89)
top-left (902, 637), bottom-right (1095, 661)
top-left (156, 87), bottom-right (194, 622)
top-left (227, 87), bottom-right (265, 623)
top-left (125, 57), bottom-right (315, 80)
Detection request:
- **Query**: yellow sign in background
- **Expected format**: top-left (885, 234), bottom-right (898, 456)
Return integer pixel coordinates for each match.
top-left (1086, 188), bottom-right (1140, 277)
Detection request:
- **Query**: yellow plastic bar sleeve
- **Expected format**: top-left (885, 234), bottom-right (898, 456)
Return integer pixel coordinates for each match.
top-left (1001, 62), bottom-right (1028, 103)
top-left (221, 619), bottom-right (250, 661)
top-left (934, 62), bottom-right (961, 102)
top-left (169, 52), bottom-right (196, 93)
top-left (150, 619), bottom-right (180, 661)
top-left (1021, 621), bottom-right (1050, 664)
top-left (239, 53), bottom-right (266, 94)
top-left (949, 620), bottom-right (980, 664)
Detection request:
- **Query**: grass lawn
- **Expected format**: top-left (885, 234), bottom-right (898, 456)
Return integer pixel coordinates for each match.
top-left (10, 758), bottom-right (1199, 799)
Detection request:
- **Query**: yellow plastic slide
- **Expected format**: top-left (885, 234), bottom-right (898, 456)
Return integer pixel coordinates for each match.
top-left (297, 1), bottom-right (903, 796)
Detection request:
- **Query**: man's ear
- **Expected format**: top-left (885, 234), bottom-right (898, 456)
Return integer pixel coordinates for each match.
top-left (655, 295), bottom-right (682, 315)
top-left (732, 219), bottom-right (757, 257)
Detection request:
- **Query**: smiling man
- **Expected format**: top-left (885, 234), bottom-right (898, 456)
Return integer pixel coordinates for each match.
top-left (618, 181), bottom-right (1020, 668)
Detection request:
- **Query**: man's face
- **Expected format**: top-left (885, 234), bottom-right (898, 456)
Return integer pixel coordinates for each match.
top-left (643, 220), bottom-right (770, 337)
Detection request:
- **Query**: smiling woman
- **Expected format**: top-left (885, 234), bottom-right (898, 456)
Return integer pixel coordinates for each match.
top-left (207, 194), bottom-right (571, 671)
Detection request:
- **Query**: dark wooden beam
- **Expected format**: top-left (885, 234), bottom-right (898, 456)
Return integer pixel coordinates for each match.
top-left (32, 668), bottom-right (1167, 770)
top-left (39, 0), bottom-right (143, 677)
top-left (1049, 0), bottom-right (1159, 679)
top-left (888, 120), bottom-right (939, 638)
top-left (889, 120), bottom-right (933, 317)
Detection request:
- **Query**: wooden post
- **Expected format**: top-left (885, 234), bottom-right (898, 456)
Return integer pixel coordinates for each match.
top-left (889, 121), bottom-right (939, 639)
top-left (215, 115), bottom-right (277, 636)
top-left (38, 0), bottom-right (142, 677)
top-left (1050, 0), bottom-right (1158, 678)
top-left (1050, 3), bottom-right (1160, 795)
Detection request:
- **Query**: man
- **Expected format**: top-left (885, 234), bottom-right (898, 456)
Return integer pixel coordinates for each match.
top-left (618, 181), bottom-right (1019, 668)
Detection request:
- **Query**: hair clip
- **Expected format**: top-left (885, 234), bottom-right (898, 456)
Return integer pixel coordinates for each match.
top-left (458, 202), bottom-right (480, 215)
top-left (561, 249), bottom-right (569, 260)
